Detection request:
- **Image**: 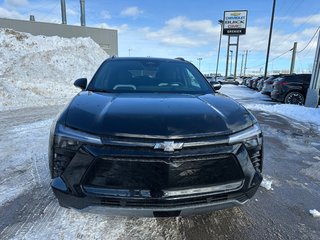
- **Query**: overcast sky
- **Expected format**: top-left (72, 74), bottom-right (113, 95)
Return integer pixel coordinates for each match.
top-left (1, 0), bottom-right (320, 74)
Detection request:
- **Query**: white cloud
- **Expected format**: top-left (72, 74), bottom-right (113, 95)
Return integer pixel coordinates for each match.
top-left (66, 8), bottom-right (78, 17)
top-left (293, 14), bottom-right (320, 26)
top-left (101, 10), bottom-right (111, 19)
top-left (143, 16), bottom-right (220, 47)
top-left (239, 25), bottom-right (318, 56)
top-left (4, 0), bottom-right (29, 7)
top-left (120, 6), bottom-right (143, 17)
top-left (0, 6), bottom-right (24, 19)
top-left (93, 23), bottom-right (128, 33)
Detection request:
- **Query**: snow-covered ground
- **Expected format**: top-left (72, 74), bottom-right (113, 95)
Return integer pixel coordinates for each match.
top-left (0, 28), bottom-right (108, 111)
top-left (220, 85), bottom-right (320, 130)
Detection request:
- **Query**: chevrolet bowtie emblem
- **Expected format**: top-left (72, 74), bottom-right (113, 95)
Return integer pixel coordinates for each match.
top-left (154, 141), bottom-right (184, 152)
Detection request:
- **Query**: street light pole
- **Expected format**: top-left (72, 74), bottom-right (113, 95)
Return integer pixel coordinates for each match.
top-left (244, 50), bottom-right (248, 76)
top-left (215, 20), bottom-right (224, 79)
top-left (264, 0), bottom-right (277, 78)
top-left (197, 58), bottom-right (203, 70)
top-left (240, 53), bottom-right (244, 76)
top-left (229, 50), bottom-right (233, 76)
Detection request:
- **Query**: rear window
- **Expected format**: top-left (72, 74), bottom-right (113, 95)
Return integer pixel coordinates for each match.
top-left (87, 59), bottom-right (212, 94)
top-left (281, 75), bottom-right (311, 83)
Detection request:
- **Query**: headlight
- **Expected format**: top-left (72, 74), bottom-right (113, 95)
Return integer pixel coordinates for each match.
top-left (228, 123), bottom-right (262, 148)
top-left (55, 124), bottom-right (102, 148)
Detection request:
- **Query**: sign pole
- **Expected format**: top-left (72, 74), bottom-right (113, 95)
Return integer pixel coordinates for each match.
top-left (225, 36), bottom-right (231, 81)
top-left (233, 36), bottom-right (239, 81)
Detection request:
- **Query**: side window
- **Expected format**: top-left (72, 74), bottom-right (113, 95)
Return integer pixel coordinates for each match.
top-left (185, 69), bottom-right (200, 88)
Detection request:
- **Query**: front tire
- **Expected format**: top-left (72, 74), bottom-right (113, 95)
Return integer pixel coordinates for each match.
top-left (284, 91), bottom-right (305, 105)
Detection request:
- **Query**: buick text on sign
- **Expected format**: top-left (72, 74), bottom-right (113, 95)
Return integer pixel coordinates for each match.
top-left (223, 10), bottom-right (248, 35)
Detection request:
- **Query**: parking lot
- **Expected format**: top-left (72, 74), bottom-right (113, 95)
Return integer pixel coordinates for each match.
top-left (1, 85), bottom-right (319, 240)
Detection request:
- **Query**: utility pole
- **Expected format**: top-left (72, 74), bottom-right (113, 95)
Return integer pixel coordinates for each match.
top-left (264, 0), bottom-right (276, 78)
top-left (290, 42), bottom-right (297, 74)
top-left (240, 53), bottom-right (244, 76)
top-left (80, 0), bottom-right (86, 26)
top-left (61, 0), bottom-right (67, 24)
top-left (197, 58), bottom-right (203, 70)
top-left (230, 50), bottom-right (233, 76)
top-left (244, 50), bottom-right (248, 76)
top-left (305, 31), bottom-right (320, 108)
top-left (215, 20), bottom-right (224, 79)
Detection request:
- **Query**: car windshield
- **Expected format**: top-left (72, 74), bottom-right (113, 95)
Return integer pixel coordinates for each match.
top-left (87, 59), bottom-right (213, 94)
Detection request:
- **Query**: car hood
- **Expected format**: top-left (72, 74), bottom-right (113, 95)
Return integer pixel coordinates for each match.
top-left (65, 92), bottom-right (253, 137)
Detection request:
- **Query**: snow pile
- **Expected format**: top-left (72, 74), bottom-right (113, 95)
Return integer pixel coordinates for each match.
top-left (309, 209), bottom-right (320, 218)
top-left (260, 178), bottom-right (273, 190)
top-left (219, 85), bottom-right (320, 130)
top-left (246, 103), bottom-right (320, 130)
top-left (0, 28), bottom-right (108, 110)
top-left (220, 85), bottom-right (270, 102)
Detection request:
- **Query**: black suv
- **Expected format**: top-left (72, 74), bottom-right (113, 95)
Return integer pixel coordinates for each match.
top-left (49, 57), bottom-right (263, 217)
top-left (271, 74), bottom-right (311, 104)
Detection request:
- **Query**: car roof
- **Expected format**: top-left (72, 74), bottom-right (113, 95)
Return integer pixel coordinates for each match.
top-left (106, 56), bottom-right (189, 63)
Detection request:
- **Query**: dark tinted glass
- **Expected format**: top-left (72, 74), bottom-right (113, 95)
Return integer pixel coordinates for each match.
top-left (88, 59), bottom-right (212, 94)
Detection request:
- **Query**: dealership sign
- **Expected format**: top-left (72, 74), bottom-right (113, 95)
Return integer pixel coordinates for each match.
top-left (223, 10), bottom-right (248, 35)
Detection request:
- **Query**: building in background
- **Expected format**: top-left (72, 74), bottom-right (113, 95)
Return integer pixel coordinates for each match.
top-left (0, 18), bottom-right (118, 56)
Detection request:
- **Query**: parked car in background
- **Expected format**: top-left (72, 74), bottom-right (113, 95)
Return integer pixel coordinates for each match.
top-left (247, 77), bottom-right (258, 88)
top-left (271, 74), bottom-right (311, 104)
top-left (242, 77), bottom-right (250, 86)
top-left (252, 77), bottom-right (264, 90)
top-left (261, 75), bottom-right (281, 95)
top-left (257, 77), bottom-right (267, 91)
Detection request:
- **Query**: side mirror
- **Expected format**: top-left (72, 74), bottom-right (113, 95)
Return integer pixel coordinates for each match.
top-left (210, 81), bottom-right (221, 91)
top-left (74, 78), bottom-right (87, 90)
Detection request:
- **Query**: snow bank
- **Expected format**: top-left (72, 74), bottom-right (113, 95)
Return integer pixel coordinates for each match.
top-left (0, 28), bottom-right (108, 110)
top-left (220, 85), bottom-right (270, 101)
top-left (219, 85), bottom-right (320, 130)
top-left (309, 209), bottom-right (320, 218)
top-left (245, 104), bottom-right (320, 130)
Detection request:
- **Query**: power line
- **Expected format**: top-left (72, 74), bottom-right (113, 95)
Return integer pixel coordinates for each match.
top-left (279, 7), bottom-right (320, 44)
top-left (247, 48), bottom-right (292, 69)
top-left (297, 26), bottom-right (320, 53)
top-left (299, 33), bottom-right (318, 59)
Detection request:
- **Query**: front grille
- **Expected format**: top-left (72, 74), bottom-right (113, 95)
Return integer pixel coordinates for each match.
top-left (83, 154), bottom-right (244, 195)
top-left (101, 134), bottom-right (229, 150)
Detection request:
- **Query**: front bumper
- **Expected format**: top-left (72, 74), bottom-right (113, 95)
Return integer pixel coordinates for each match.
top-left (261, 84), bottom-right (273, 94)
top-left (50, 140), bottom-right (263, 217)
top-left (52, 181), bottom-right (259, 217)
